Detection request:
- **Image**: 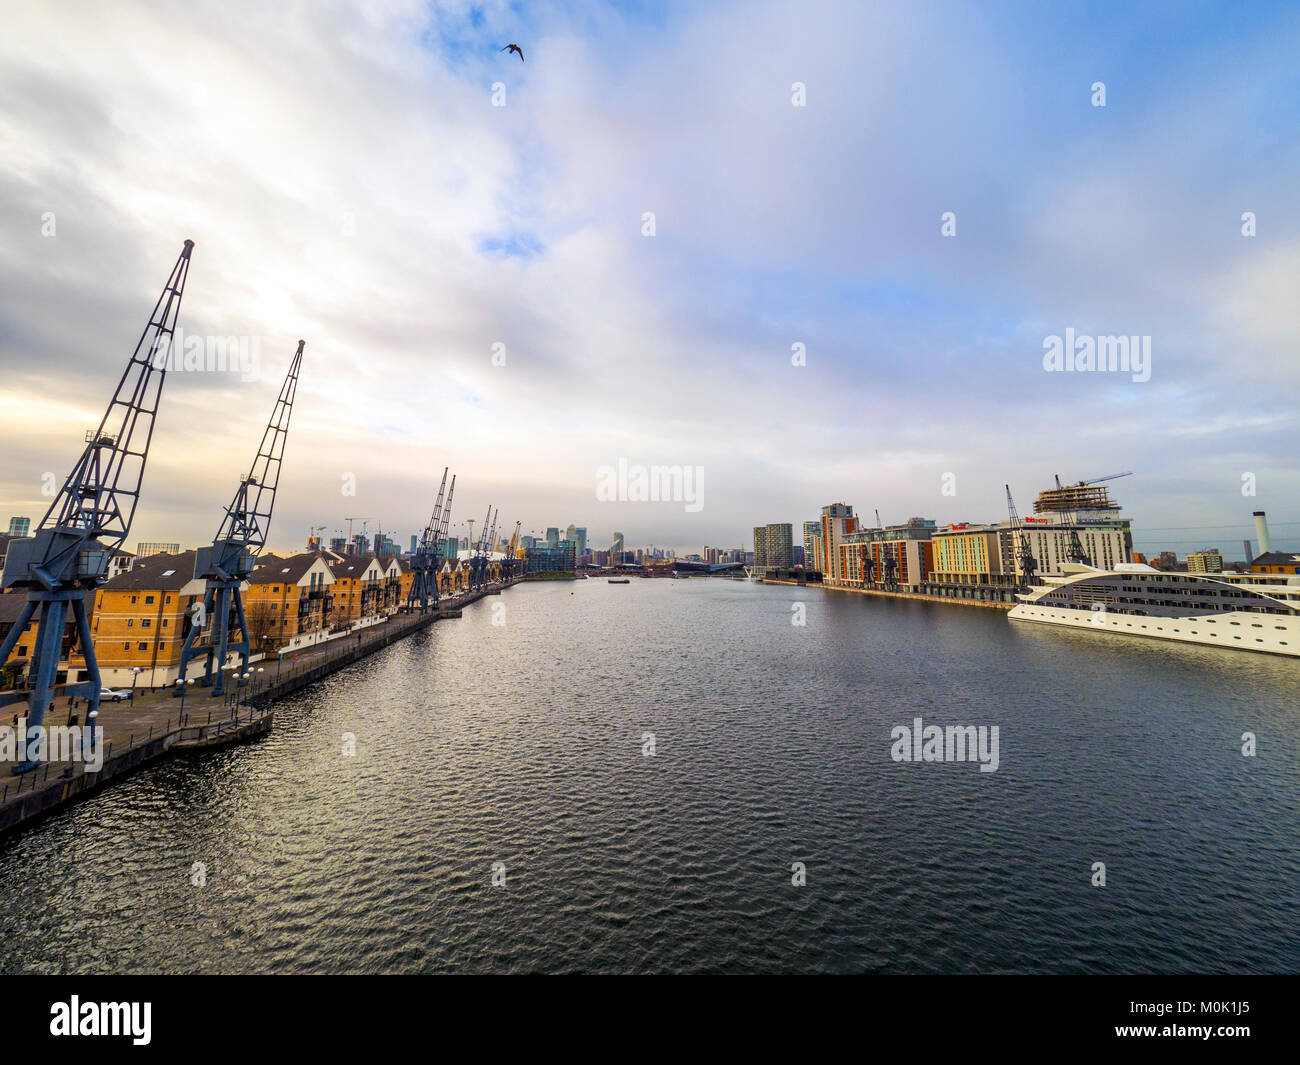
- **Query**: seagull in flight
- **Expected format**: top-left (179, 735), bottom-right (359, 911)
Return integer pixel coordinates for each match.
top-left (501, 43), bottom-right (524, 62)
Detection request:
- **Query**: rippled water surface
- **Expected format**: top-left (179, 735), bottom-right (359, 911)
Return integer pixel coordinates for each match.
top-left (2, 578), bottom-right (1298, 973)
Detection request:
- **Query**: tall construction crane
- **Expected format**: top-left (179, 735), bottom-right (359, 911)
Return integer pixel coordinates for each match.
top-left (0, 240), bottom-right (195, 770)
top-left (1005, 484), bottom-right (1038, 591)
top-left (176, 341), bottom-right (304, 695)
top-left (406, 467), bottom-right (448, 615)
top-left (1047, 471), bottom-right (1131, 565)
top-left (1054, 471), bottom-right (1133, 489)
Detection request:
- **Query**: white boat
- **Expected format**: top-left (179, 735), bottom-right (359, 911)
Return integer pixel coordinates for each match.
top-left (1009, 562), bottom-right (1300, 657)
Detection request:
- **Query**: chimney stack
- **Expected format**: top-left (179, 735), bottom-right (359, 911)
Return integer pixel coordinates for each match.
top-left (1253, 511), bottom-right (1271, 556)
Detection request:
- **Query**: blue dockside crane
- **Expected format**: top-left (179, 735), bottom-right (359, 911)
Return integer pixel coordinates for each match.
top-left (407, 467), bottom-right (449, 615)
top-left (469, 507), bottom-right (495, 591)
top-left (1006, 484), bottom-right (1039, 591)
top-left (483, 509), bottom-right (500, 589)
top-left (433, 475), bottom-right (456, 601)
top-left (175, 341), bottom-right (304, 696)
top-left (0, 241), bottom-right (195, 770)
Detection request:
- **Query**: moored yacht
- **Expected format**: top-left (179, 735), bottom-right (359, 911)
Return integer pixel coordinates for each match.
top-left (1009, 562), bottom-right (1300, 657)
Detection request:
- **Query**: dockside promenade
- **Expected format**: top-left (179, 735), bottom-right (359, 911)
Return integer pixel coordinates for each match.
top-left (0, 579), bottom-right (518, 837)
top-left (762, 576), bottom-right (1015, 611)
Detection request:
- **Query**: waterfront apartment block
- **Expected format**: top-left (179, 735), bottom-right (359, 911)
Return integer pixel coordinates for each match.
top-left (91, 550), bottom-right (205, 689)
top-left (438, 556), bottom-right (470, 594)
top-left (786, 482), bottom-right (1136, 605)
top-left (245, 552), bottom-right (338, 654)
top-left (838, 518), bottom-right (937, 593)
top-left (819, 503), bottom-right (857, 584)
top-left (751, 523), bottom-right (794, 574)
top-left (922, 517), bottom-right (1133, 602)
top-left (803, 521), bottom-right (822, 573)
top-left (326, 553), bottom-right (390, 629)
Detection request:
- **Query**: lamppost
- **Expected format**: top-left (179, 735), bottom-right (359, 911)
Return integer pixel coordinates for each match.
top-left (175, 677), bottom-right (196, 721)
top-left (130, 666), bottom-right (141, 705)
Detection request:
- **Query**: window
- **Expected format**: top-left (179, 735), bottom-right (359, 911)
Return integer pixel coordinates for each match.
top-left (142, 619), bottom-right (151, 629)
top-left (137, 642), bottom-right (147, 651)
top-left (145, 595), bottom-right (154, 604)
top-left (128, 619), bottom-right (134, 628)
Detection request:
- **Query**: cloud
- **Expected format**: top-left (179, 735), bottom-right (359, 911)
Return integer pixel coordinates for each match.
top-left (0, 0), bottom-right (1297, 558)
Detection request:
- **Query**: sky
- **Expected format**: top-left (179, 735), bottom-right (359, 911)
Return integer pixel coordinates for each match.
top-left (1, 0), bottom-right (1297, 560)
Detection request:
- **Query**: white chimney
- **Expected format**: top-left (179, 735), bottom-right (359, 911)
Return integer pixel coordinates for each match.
top-left (1253, 511), bottom-right (1272, 556)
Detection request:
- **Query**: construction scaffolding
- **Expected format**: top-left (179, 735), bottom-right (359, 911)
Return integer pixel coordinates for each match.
top-left (1033, 483), bottom-right (1121, 515)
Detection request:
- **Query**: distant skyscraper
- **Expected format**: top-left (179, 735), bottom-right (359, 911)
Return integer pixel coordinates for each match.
top-left (574, 527), bottom-right (587, 559)
top-left (7, 516), bottom-right (30, 538)
top-left (765, 524), bottom-right (793, 569)
top-left (803, 521), bottom-right (821, 571)
top-left (329, 537), bottom-right (347, 554)
top-left (1187, 548), bottom-right (1224, 573)
top-left (410, 534), bottom-right (419, 552)
top-left (819, 503), bottom-right (856, 583)
top-left (611, 531), bottom-right (624, 563)
top-left (545, 527), bottom-right (560, 546)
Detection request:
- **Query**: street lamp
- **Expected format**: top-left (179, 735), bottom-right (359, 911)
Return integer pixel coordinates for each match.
top-left (130, 666), bottom-right (141, 705)
top-left (176, 677), bottom-right (196, 719)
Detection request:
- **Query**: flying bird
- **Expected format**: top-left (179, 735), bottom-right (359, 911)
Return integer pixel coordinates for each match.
top-left (501, 43), bottom-right (524, 62)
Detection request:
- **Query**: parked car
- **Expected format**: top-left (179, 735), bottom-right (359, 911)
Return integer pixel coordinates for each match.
top-left (98, 688), bottom-right (131, 702)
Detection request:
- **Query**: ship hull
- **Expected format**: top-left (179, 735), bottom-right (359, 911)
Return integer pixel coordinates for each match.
top-left (1009, 602), bottom-right (1300, 657)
